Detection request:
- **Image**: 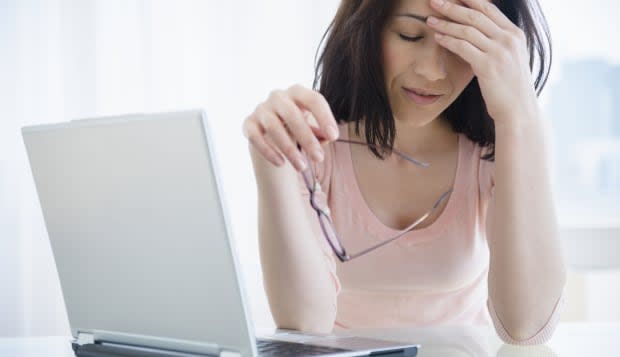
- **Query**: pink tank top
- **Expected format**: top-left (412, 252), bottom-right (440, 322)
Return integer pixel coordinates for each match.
top-left (298, 123), bottom-right (563, 344)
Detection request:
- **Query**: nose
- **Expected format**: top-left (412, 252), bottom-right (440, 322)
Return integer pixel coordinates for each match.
top-left (413, 42), bottom-right (447, 81)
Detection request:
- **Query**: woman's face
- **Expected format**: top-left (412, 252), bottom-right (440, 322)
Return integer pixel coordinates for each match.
top-left (382, 0), bottom-right (475, 127)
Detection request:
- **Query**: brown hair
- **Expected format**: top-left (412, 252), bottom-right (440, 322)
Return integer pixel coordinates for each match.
top-left (313, 0), bottom-right (552, 161)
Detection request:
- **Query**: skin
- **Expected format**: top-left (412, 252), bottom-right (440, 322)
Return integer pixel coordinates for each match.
top-left (243, 0), bottom-right (566, 341)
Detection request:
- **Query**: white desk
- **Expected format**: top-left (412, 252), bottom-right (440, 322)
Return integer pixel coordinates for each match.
top-left (1, 323), bottom-right (618, 356)
top-left (342, 322), bottom-right (619, 356)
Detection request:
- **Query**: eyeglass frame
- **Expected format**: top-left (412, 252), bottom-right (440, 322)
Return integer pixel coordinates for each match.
top-left (299, 139), bottom-right (453, 262)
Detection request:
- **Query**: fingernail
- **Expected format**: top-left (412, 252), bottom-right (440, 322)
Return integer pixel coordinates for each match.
top-left (312, 148), bottom-right (324, 162)
top-left (431, 0), bottom-right (445, 7)
top-left (427, 16), bottom-right (439, 25)
top-left (296, 157), bottom-right (307, 171)
top-left (327, 126), bottom-right (339, 140)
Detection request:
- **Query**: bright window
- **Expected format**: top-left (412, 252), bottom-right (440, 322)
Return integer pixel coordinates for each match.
top-left (539, 0), bottom-right (620, 228)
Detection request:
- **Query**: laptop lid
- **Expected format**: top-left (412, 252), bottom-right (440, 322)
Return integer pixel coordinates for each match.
top-left (22, 109), bottom-right (256, 356)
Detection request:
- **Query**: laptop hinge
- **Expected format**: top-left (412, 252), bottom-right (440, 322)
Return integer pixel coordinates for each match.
top-left (75, 331), bottom-right (237, 356)
top-left (76, 332), bottom-right (95, 346)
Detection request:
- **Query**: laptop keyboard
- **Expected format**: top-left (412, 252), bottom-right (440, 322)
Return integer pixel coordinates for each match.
top-left (256, 338), bottom-right (351, 356)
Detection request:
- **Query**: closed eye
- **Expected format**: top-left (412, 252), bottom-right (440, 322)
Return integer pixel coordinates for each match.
top-left (399, 34), bottom-right (423, 42)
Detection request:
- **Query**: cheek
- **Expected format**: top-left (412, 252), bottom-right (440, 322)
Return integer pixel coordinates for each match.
top-left (382, 37), bottom-right (406, 80)
top-left (382, 47), bottom-right (395, 79)
top-left (450, 60), bottom-right (475, 90)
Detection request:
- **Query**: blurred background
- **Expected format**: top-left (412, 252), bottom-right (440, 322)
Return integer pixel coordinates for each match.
top-left (0, 0), bottom-right (618, 336)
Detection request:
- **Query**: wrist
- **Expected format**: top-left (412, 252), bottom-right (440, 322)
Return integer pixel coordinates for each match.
top-left (494, 109), bottom-right (544, 141)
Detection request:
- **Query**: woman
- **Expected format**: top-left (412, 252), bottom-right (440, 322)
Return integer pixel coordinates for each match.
top-left (242, 0), bottom-right (566, 345)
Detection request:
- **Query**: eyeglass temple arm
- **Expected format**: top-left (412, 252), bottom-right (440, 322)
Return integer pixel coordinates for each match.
top-left (345, 188), bottom-right (453, 260)
top-left (335, 139), bottom-right (430, 168)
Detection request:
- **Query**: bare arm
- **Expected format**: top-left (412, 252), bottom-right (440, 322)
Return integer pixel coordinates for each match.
top-left (250, 145), bottom-right (339, 332)
top-left (486, 111), bottom-right (567, 342)
top-left (244, 85), bottom-right (341, 333)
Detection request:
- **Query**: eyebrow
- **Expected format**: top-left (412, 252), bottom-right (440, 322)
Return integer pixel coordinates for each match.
top-left (394, 13), bottom-right (429, 23)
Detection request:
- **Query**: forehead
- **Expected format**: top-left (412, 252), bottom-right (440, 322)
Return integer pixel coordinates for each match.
top-left (391, 0), bottom-right (491, 23)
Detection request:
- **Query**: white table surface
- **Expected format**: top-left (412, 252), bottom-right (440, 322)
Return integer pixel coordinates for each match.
top-left (1, 323), bottom-right (618, 356)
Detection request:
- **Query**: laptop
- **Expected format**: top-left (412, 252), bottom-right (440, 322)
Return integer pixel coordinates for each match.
top-left (22, 109), bottom-right (419, 357)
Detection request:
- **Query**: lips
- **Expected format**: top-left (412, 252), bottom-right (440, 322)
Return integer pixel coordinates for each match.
top-left (403, 87), bottom-right (443, 105)
top-left (406, 87), bottom-right (443, 96)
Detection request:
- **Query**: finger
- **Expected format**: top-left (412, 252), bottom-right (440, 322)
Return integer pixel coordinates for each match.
top-left (268, 91), bottom-right (325, 163)
top-left (287, 84), bottom-right (339, 141)
top-left (427, 16), bottom-right (492, 52)
top-left (244, 118), bottom-right (285, 166)
top-left (308, 117), bottom-right (331, 145)
top-left (430, 0), bottom-right (503, 39)
top-left (459, 0), bottom-right (518, 32)
top-left (434, 33), bottom-right (485, 69)
top-left (256, 106), bottom-right (307, 171)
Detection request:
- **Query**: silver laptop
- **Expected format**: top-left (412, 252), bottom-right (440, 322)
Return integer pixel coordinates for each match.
top-left (22, 109), bottom-right (419, 357)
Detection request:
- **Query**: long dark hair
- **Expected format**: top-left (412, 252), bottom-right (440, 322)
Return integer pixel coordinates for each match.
top-left (313, 0), bottom-right (552, 161)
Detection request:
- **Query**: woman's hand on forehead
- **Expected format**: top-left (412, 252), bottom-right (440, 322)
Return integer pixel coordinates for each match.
top-left (425, 0), bottom-right (539, 123)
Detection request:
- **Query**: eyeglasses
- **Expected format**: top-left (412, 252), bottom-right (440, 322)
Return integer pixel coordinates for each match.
top-left (300, 139), bottom-right (453, 262)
